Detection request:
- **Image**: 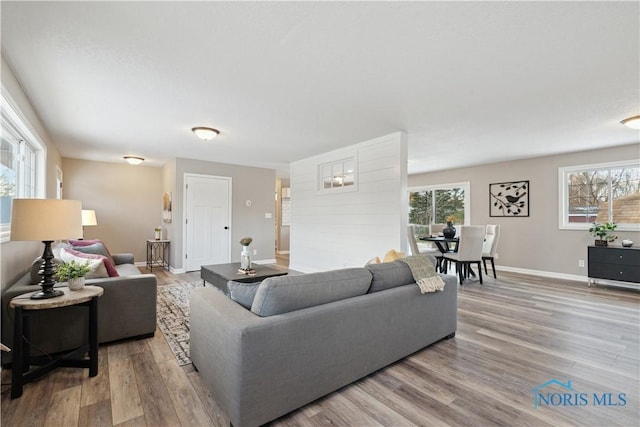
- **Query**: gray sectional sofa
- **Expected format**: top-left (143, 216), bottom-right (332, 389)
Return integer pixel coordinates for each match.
top-left (190, 257), bottom-right (458, 427)
top-left (1, 252), bottom-right (157, 364)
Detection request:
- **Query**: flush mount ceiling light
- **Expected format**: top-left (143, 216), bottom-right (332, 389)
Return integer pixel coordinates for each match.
top-left (192, 126), bottom-right (220, 140)
top-left (123, 156), bottom-right (144, 165)
top-left (620, 115), bottom-right (640, 129)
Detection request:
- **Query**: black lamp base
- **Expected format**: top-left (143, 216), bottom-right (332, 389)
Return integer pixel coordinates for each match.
top-left (31, 240), bottom-right (64, 300)
top-left (30, 288), bottom-right (65, 300)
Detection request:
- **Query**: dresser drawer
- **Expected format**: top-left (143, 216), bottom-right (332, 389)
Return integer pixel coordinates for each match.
top-left (588, 246), bottom-right (640, 266)
top-left (588, 262), bottom-right (640, 284)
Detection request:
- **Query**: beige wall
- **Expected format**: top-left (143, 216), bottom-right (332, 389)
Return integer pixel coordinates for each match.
top-left (1, 55), bottom-right (63, 292)
top-left (409, 143), bottom-right (640, 278)
top-left (62, 159), bottom-right (163, 263)
top-left (173, 158), bottom-right (276, 271)
top-left (161, 158), bottom-right (177, 248)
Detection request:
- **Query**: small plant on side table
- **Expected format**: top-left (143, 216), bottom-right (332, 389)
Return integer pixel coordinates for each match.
top-left (56, 260), bottom-right (91, 290)
top-left (588, 222), bottom-right (617, 247)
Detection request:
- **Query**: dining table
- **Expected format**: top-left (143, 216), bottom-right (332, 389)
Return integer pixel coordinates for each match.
top-left (419, 235), bottom-right (459, 253)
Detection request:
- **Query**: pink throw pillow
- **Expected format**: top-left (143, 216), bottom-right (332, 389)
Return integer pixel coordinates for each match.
top-left (68, 239), bottom-right (114, 260)
top-left (63, 247), bottom-right (119, 277)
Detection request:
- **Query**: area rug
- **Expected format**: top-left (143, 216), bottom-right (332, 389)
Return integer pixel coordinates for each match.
top-left (157, 280), bottom-right (209, 366)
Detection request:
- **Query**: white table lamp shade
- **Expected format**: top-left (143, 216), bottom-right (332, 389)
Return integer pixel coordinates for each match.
top-left (82, 209), bottom-right (98, 227)
top-left (10, 199), bottom-right (83, 241)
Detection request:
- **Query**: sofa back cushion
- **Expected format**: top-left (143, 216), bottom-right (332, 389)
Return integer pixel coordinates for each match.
top-left (228, 280), bottom-right (262, 309)
top-left (251, 268), bottom-right (372, 317)
top-left (366, 260), bottom-right (416, 293)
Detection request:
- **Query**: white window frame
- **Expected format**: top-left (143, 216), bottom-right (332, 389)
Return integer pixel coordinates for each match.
top-left (408, 181), bottom-right (471, 225)
top-left (317, 155), bottom-right (358, 194)
top-left (558, 160), bottom-right (640, 231)
top-left (1, 88), bottom-right (47, 243)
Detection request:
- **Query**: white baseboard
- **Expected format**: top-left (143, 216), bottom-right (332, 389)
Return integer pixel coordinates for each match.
top-left (135, 261), bottom-right (186, 274)
top-left (495, 265), bottom-right (587, 283)
top-left (253, 259), bottom-right (277, 265)
top-left (277, 250), bottom-right (290, 255)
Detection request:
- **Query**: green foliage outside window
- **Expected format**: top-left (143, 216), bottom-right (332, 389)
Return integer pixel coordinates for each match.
top-left (409, 188), bottom-right (465, 225)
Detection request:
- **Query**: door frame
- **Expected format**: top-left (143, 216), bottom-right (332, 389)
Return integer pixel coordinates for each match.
top-left (182, 173), bottom-right (233, 271)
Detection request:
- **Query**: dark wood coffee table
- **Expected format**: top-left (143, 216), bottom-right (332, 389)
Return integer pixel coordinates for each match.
top-left (200, 263), bottom-right (288, 294)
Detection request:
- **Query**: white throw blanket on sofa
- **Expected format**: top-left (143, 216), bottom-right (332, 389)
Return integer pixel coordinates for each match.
top-left (400, 255), bottom-right (446, 293)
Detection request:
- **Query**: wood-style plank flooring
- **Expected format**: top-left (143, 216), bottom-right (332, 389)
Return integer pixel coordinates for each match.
top-left (2, 261), bottom-right (638, 426)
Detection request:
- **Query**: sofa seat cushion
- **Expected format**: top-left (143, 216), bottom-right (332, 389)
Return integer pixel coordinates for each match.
top-left (114, 263), bottom-right (142, 276)
top-left (366, 260), bottom-right (416, 293)
top-left (251, 268), bottom-right (373, 317)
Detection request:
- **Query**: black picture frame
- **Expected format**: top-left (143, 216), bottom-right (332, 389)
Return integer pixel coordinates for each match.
top-left (489, 180), bottom-right (529, 217)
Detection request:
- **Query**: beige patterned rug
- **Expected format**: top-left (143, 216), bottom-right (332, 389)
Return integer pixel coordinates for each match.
top-left (156, 280), bottom-right (210, 366)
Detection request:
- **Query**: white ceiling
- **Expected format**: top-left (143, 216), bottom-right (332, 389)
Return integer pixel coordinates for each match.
top-left (1, 1), bottom-right (638, 176)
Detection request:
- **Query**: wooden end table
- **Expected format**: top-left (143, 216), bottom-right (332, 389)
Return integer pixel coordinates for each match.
top-left (10, 285), bottom-right (104, 399)
top-left (201, 263), bottom-right (288, 294)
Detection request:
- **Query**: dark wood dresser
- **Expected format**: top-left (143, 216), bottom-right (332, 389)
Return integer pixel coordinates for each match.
top-left (587, 245), bottom-right (640, 289)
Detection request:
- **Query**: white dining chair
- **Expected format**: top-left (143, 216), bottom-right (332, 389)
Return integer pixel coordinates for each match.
top-left (482, 224), bottom-right (501, 279)
top-left (407, 225), bottom-right (421, 256)
top-left (429, 223), bottom-right (446, 236)
top-left (443, 225), bottom-right (485, 284)
top-left (407, 225), bottom-right (438, 255)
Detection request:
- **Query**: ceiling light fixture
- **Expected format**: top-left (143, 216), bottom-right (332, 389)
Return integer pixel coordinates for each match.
top-left (620, 115), bottom-right (640, 129)
top-left (192, 127), bottom-right (220, 140)
top-left (123, 156), bottom-right (144, 165)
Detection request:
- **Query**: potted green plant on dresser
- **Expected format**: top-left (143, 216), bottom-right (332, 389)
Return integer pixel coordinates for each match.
top-left (588, 222), bottom-right (617, 247)
top-left (55, 260), bottom-right (91, 290)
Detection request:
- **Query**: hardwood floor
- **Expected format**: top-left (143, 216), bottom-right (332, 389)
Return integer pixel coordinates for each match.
top-left (2, 265), bottom-right (638, 426)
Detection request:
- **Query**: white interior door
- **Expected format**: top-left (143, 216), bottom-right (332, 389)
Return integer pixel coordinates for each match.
top-left (184, 174), bottom-right (231, 271)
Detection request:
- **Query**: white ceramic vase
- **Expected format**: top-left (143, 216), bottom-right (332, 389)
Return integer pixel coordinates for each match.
top-left (68, 276), bottom-right (86, 291)
top-left (240, 246), bottom-right (252, 270)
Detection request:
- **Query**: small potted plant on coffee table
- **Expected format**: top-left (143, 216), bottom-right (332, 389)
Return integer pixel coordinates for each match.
top-left (56, 260), bottom-right (91, 291)
top-left (588, 222), bottom-right (617, 247)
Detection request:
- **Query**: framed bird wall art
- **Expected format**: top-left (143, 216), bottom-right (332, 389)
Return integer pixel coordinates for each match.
top-left (489, 180), bottom-right (529, 217)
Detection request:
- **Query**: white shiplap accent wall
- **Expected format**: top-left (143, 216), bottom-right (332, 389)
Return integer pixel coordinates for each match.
top-left (290, 132), bottom-right (408, 273)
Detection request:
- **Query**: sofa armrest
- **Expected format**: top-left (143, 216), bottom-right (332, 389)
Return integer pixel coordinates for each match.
top-left (89, 274), bottom-right (157, 342)
top-left (111, 253), bottom-right (134, 265)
